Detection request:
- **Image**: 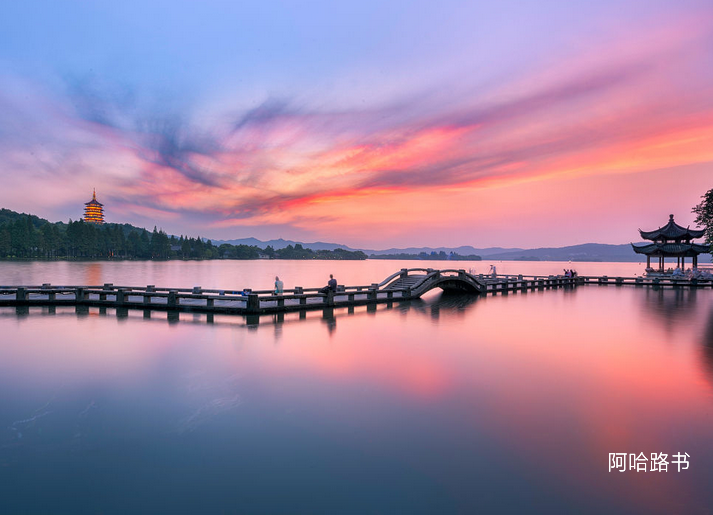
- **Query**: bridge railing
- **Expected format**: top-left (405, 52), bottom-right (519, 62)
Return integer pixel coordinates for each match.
top-left (0, 281), bottom-right (417, 313)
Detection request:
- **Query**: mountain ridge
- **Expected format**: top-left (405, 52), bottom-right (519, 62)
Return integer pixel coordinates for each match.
top-left (211, 237), bottom-right (712, 263)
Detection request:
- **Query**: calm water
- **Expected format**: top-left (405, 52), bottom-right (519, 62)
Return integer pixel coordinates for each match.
top-left (1, 260), bottom-right (712, 514)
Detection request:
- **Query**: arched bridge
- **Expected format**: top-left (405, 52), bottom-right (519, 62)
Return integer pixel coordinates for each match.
top-left (379, 268), bottom-right (486, 296)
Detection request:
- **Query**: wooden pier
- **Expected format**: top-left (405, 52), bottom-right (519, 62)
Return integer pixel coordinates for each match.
top-left (0, 268), bottom-right (711, 316)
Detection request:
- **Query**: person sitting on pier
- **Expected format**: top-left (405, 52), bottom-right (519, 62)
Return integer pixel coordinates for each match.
top-left (320, 274), bottom-right (338, 294)
top-left (274, 276), bottom-right (284, 294)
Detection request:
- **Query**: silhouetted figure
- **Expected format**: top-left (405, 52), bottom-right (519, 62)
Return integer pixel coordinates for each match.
top-left (321, 274), bottom-right (337, 294)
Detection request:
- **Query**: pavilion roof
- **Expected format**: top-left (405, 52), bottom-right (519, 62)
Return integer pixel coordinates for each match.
top-left (631, 242), bottom-right (709, 256)
top-left (639, 214), bottom-right (705, 241)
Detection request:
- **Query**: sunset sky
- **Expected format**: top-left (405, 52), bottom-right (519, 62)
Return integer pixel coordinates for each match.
top-left (1, 0), bottom-right (712, 248)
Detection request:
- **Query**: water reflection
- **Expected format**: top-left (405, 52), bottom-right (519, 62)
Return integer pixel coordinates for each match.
top-left (638, 287), bottom-right (700, 333)
top-left (321, 308), bottom-right (337, 336)
top-left (84, 263), bottom-right (103, 287)
top-left (636, 287), bottom-right (713, 395)
top-left (3, 283), bottom-right (713, 513)
top-left (700, 306), bottom-right (713, 391)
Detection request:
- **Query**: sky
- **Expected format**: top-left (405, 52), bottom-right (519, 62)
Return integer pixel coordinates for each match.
top-left (1, 0), bottom-right (712, 249)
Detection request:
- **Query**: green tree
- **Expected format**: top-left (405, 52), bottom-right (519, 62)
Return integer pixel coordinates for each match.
top-left (0, 227), bottom-right (10, 257)
top-left (693, 188), bottom-right (713, 253)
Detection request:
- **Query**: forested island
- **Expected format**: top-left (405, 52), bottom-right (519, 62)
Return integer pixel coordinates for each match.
top-left (0, 209), bottom-right (367, 260)
top-left (369, 251), bottom-right (482, 261)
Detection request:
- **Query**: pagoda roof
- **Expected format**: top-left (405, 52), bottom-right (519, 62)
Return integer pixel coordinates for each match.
top-left (85, 189), bottom-right (103, 207)
top-left (639, 214), bottom-right (705, 241)
top-left (631, 242), bottom-right (709, 256)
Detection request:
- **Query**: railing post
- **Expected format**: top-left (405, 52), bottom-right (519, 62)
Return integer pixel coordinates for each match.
top-left (400, 268), bottom-right (408, 278)
top-left (116, 289), bottom-right (125, 305)
top-left (295, 288), bottom-right (306, 306)
top-left (75, 287), bottom-right (85, 302)
top-left (367, 286), bottom-right (377, 302)
top-left (246, 293), bottom-right (259, 313)
top-left (326, 290), bottom-right (335, 306)
top-left (168, 290), bottom-right (178, 308)
top-left (16, 287), bottom-right (26, 302)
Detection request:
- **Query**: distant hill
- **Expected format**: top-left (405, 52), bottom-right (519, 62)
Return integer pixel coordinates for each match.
top-left (0, 208), bottom-right (154, 236)
top-left (206, 238), bottom-right (713, 262)
top-left (480, 243), bottom-right (712, 263)
top-left (366, 246), bottom-right (523, 257)
top-left (210, 237), bottom-right (362, 252)
top-left (211, 239), bottom-right (525, 256)
top-left (0, 208), bottom-right (58, 229)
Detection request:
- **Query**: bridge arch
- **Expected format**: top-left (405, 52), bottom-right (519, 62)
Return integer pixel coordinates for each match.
top-left (381, 268), bottom-right (485, 297)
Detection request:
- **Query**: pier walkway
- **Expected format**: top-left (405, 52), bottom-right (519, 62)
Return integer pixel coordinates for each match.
top-left (0, 268), bottom-right (711, 316)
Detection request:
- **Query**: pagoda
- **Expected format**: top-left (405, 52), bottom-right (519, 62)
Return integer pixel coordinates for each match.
top-left (632, 214), bottom-right (707, 271)
top-left (83, 189), bottom-right (105, 224)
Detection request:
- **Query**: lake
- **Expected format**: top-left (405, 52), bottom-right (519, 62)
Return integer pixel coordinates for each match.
top-left (1, 260), bottom-right (712, 514)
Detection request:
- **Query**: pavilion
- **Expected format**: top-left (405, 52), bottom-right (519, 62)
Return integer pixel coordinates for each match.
top-left (632, 214), bottom-right (708, 271)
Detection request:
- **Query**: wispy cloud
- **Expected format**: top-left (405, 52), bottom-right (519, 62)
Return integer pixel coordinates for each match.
top-left (0, 8), bottom-right (712, 246)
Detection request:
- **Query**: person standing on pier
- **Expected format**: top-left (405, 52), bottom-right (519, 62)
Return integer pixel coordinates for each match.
top-left (274, 276), bottom-right (284, 294)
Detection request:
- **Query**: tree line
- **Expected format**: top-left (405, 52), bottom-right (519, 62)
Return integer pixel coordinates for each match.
top-left (369, 251), bottom-right (482, 261)
top-left (0, 209), bottom-right (367, 261)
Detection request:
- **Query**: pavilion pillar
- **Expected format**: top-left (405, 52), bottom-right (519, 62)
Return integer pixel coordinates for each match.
top-left (694, 255), bottom-right (698, 268)
top-left (682, 257), bottom-right (685, 271)
top-left (646, 256), bottom-right (650, 269)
